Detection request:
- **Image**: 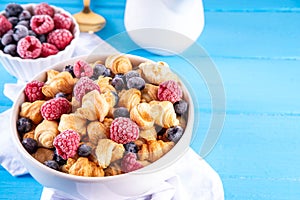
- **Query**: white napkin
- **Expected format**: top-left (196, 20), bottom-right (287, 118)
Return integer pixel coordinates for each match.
top-left (0, 33), bottom-right (224, 200)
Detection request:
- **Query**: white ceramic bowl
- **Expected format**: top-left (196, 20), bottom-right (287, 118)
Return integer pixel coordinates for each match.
top-left (0, 3), bottom-right (80, 82)
top-left (11, 54), bottom-right (194, 199)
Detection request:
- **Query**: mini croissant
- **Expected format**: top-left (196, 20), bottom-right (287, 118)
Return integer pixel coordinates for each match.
top-left (141, 83), bottom-right (158, 103)
top-left (139, 126), bottom-right (157, 141)
top-left (105, 54), bottom-right (132, 74)
top-left (58, 113), bottom-right (87, 137)
top-left (87, 121), bottom-right (108, 145)
top-left (149, 101), bottom-right (179, 128)
top-left (95, 139), bottom-right (125, 168)
top-left (42, 71), bottom-right (75, 97)
top-left (96, 76), bottom-right (116, 94)
top-left (34, 120), bottom-right (59, 148)
top-left (68, 157), bottom-right (104, 177)
top-left (138, 61), bottom-right (179, 85)
top-left (130, 102), bottom-right (154, 129)
top-left (76, 90), bottom-right (110, 122)
top-left (19, 100), bottom-right (45, 124)
top-left (138, 140), bottom-right (175, 162)
top-left (118, 88), bottom-right (141, 111)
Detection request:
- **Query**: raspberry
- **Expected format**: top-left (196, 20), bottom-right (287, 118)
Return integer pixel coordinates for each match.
top-left (41, 97), bottom-right (71, 120)
top-left (34, 3), bottom-right (54, 17)
top-left (0, 15), bottom-right (12, 37)
top-left (41, 43), bottom-right (59, 57)
top-left (24, 80), bottom-right (45, 102)
top-left (17, 36), bottom-right (42, 59)
top-left (53, 130), bottom-right (80, 160)
top-left (110, 117), bottom-right (139, 144)
top-left (73, 77), bottom-right (100, 102)
top-left (53, 13), bottom-right (72, 30)
top-left (47, 29), bottom-right (73, 50)
top-left (157, 80), bottom-right (183, 103)
top-left (73, 60), bottom-right (93, 78)
top-left (30, 15), bottom-right (54, 35)
top-left (121, 152), bottom-right (143, 173)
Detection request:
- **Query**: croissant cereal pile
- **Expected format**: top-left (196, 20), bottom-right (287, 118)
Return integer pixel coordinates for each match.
top-left (16, 54), bottom-right (189, 177)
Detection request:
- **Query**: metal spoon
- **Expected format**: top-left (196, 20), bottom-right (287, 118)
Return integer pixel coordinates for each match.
top-left (73, 0), bottom-right (106, 33)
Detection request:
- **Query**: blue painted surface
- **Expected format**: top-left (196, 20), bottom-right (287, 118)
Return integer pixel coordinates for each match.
top-left (0, 0), bottom-right (300, 199)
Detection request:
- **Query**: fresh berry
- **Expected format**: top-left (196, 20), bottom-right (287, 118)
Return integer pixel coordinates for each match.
top-left (17, 20), bottom-right (29, 29)
top-left (73, 60), bottom-right (93, 78)
top-left (1, 32), bottom-right (14, 46)
top-left (55, 92), bottom-right (68, 99)
top-left (53, 130), bottom-right (80, 160)
top-left (91, 64), bottom-right (111, 80)
top-left (111, 91), bottom-right (119, 107)
top-left (4, 44), bottom-right (17, 56)
top-left (113, 107), bottom-right (130, 118)
top-left (77, 144), bottom-right (92, 157)
top-left (111, 76), bottom-right (125, 91)
top-left (41, 43), bottom-right (59, 57)
top-left (47, 29), bottom-right (73, 50)
top-left (17, 36), bottom-right (42, 59)
top-left (164, 126), bottom-right (184, 143)
top-left (63, 65), bottom-right (75, 77)
top-left (157, 80), bottom-right (183, 103)
top-left (0, 15), bottom-right (12, 37)
top-left (17, 117), bottom-right (33, 134)
top-left (13, 24), bottom-right (28, 41)
top-left (21, 138), bottom-right (38, 154)
top-left (41, 97), bottom-right (71, 120)
top-left (18, 10), bottom-right (31, 21)
top-left (124, 71), bottom-right (140, 83)
top-left (44, 160), bottom-right (59, 171)
top-left (24, 80), bottom-right (45, 102)
top-left (121, 152), bottom-right (143, 173)
top-left (8, 16), bottom-right (19, 27)
top-left (124, 142), bottom-right (138, 153)
top-left (34, 3), bottom-right (54, 17)
top-left (53, 13), bottom-right (72, 30)
top-left (37, 34), bottom-right (47, 43)
top-left (53, 149), bottom-right (67, 165)
top-left (174, 100), bottom-right (188, 115)
top-left (73, 77), bottom-right (100, 102)
top-left (30, 15), bottom-right (54, 35)
top-left (5, 3), bottom-right (23, 17)
top-left (28, 30), bottom-right (36, 37)
top-left (110, 117), bottom-right (139, 144)
top-left (127, 77), bottom-right (145, 90)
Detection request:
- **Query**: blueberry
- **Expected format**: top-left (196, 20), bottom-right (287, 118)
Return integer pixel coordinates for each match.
top-left (37, 34), bottom-right (46, 43)
top-left (111, 91), bottom-right (119, 107)
top-left (127, 77), bottom-right (145, 90)
top-left (91, 64), bottom-right (111, 80)
top-left (174, 100), bottom-right (188, 115)
top-left (0, 38), bottom-right (3, 49)
top-left (5, 3), bottom-right (23, 17)
top-left (124, 142), bottom-right (138, 153)
top-left (28, 30), bottom-right (37, 37)
top-left (165, 126), bottom-right (184, 143)
top-left (113, 107), bottom-right (130, 118)
top-left (53, 150), bottom-right (66, 165)
top-left (111, 76), bottom-right (125, 91)
top-left (55, 92), bottom-right (68, 99)
top-left (1, 33), bottom-right (14, 46)
top-left (124, 71), bottom-right (140, 83)
top-left (17, 117), bottom-right (33, 134)
top-left (77, 144), bottom-right (92, 157)
top-left (13, 24), bottom-right (28, 41)
top-left (18, 10), bottom-right (31, 21)
top-left (17, 20), bottom-right (30, 29)
top-left (8, 17), bottom-right (19, 27)
top-left (63, 65), bottom-right (75, 77)
top-left (4, 44), bottom-right (17, 56)
top-left (44, 160), bottom-right (60, 171)
top-left (21, 138), bottom-right (38, 154)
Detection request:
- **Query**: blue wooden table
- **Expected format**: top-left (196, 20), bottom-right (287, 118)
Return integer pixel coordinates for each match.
top-left (1, 0), bottom-right (300, 199)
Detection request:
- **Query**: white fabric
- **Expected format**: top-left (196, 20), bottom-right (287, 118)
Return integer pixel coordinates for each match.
top-left (0, 33), bottom-right (224, 200)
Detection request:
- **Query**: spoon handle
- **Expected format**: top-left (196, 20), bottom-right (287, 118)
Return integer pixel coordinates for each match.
top-left (83, 0), bottom-right (91, 13)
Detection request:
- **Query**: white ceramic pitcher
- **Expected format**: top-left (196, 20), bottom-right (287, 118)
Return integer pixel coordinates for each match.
top-left (124, 0), bottom-right (205, 55)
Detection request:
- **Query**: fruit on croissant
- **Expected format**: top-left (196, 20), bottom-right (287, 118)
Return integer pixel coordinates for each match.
top-left (138, 140), bottom-right (175, 162)
top-left (105, 54), bottom-right (132, 74)
top-left (34, 120), bottom-right (59, 148)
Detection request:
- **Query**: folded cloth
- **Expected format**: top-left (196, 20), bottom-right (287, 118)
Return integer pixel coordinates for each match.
top-left (0, 33), bottom-right (224, 200)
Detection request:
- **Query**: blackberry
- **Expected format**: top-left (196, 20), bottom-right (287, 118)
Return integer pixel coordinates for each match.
top-left (63, 65), bottom-right (75, 77)
top-left (91, 64), bottom-right (111, 80)
top-left (113, 107), bottom-right (130, 118)
top-left (4, 44), bottom-right (17, 56)
top-left (21, 138), bottom-right (38, 154)
top-left (44, 160), bottom-right (59, 171)
top-left (17, 117), bottom-right (33, 134)
top-left (5, 3), bottom-right (23, 17)
top-left (123, 142), bottom-right (138, 153)
top-left (13, 24), bottom-right (28, 41)
top-left (8, 17), bottom-right (19, 27)
top-left (111, 76), bottom-right (125, 91)
top-left (124, 71), bottom-right (140, 83)
top-left (53, 150), bottom-right (66, 165)
top-left (164, 126), bottom-right (183, 143)
top-left (77, 144), bottom-right (92, 157)
top-left (174, 100), bottom-right (188, 115)
top-left (127, 77), bottom-right (145, 90)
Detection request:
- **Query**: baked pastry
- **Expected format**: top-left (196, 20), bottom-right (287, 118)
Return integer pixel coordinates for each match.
top-left (139, 126), bottom-right (157, 141)
top-left (138, 61), bottom-right (179, 85)
top-left (68, 157), bottom-right (104, 177)
top-left (149, 101), bottom-right (179, 128)
top-left (34, 120), bottom-right (59, 148)
top-left (138, 140), bottom-right (175, 162)
top-left (102, 91), bottom-right (118, 118)
top-left (105, 54), bottom-right (132, 74)
top-left (104, 160), bottom-right (122, 176)
top-left (42, 71), bottom-right (75, 97)
top-left (19, 100), bottom-right (45, 124)
top-left (87, 121), bottom-right (108, 145)
top-left (96, 76), bottom-right (116, 94)
top-left (130, 102), bottom-right (154, 129)
top-left (76, 90), bottom-right (110, 122)
top-left (118, 88), bottom-right (141, 111)
top-left (32, 148), bottom-right (54, 163)
top-left (141, 83), bottom-right (158, 103)
top-left (58, 113), bottom-right (87, 137)
top-left (95, 139), bottom-right (125, 168)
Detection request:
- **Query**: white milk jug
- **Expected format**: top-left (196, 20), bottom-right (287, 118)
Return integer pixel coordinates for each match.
top-left (124, 0), bottom-right (205, 55)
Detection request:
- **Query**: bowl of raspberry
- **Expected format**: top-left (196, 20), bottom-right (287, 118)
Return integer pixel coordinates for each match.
top-left (0, 3), bottom-right (80, 82)
top-left (11, 53), bottom-right (195, 199)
